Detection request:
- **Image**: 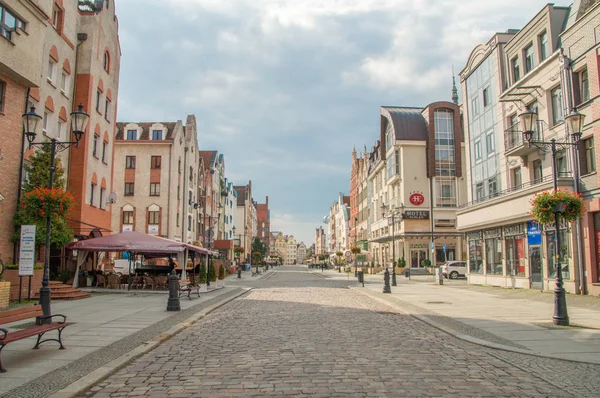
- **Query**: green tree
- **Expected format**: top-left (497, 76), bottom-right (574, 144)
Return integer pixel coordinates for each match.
top-left (209, 264), bottom-right (217, 282)
top-left (218, 264), bottom-right (226, 280)
top-left (23, 145), bottom-right (66, 192)
top-left (252, 237), bottom-right (266, 256)
top-left (198, 263), bottom-right (207, 284)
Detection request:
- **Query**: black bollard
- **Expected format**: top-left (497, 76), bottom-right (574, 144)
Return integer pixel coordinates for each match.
top-left (167, 269), bottom-right (180, 311)
top-left (238, 268), bottom-right (242, 278)
top-left (383, 268), bottom-right (391, 294)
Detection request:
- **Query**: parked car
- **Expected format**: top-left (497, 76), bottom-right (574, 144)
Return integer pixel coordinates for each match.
top-left (442, 261), bottom-right (467, 279)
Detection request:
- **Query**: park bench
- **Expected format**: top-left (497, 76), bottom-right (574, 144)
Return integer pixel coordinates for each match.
top-left (251, 269), bottom-right (262, 277)
top-left (0, 304), bottom-right (70, 373)
top-left (178, 279), bottom-right (200, 300)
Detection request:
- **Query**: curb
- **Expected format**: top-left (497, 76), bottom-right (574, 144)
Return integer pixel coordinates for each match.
top-left (350, 286), bottom-right (600, 365)
top-left (47, 287), bottom-right (252, 398)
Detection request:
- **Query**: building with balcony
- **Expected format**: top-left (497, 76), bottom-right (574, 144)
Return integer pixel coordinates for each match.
top-left (561, 0), bottom-right (600, 296)
top-left (457, 4), bottom-right (580, 292)
top-left (350, 147), bottom-right (369, 256)
top-left (368, 105), bottom-right (466, 268)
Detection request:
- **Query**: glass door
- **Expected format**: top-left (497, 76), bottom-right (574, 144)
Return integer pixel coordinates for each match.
top-left (410, 249), bottom-right (428, 268)
top-left (529, 246), bottom-right (542, 289)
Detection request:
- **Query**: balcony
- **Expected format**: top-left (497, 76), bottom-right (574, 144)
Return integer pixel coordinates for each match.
top-left (504, 120), bottom-right (545, 157)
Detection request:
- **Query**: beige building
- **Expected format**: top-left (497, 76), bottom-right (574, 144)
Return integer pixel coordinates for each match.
top-left (369, 105), bottom-right (467, 268)
top-left (286, 235), bottom-right (297, 264)
top-left (113, 116), bottom-right (201, 243)
top-left (297, 242), bottom-right (307, 264)
top-left (457, 4), bottom-right (583, 292)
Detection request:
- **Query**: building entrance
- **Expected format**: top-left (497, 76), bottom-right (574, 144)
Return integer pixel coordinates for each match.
top-left (529, 245), bottom-right (542, 289)
top-left (410, 249), bottom-right (428, 268)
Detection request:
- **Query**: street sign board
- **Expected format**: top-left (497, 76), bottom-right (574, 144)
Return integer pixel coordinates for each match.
top-left (442, 244), bottom-right (446, 253)
top-left (19, 225), bottom-right (36, 276)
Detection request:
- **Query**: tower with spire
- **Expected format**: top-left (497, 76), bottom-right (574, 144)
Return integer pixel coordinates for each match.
top-left (451, 66), bottom-right (459, 105)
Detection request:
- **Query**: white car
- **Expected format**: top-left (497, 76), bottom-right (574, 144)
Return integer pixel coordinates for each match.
top-left (442, 261), bottom-right (467, 279)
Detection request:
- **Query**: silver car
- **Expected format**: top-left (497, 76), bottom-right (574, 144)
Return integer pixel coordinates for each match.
top-left (442, 261), bottom-right (467, 279)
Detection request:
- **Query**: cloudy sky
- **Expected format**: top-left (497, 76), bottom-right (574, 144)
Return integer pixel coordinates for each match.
top-left (115, 0), bottom-right (570, 245)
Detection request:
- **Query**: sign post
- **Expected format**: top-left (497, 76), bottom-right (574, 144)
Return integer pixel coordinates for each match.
top-left (19, 225), bottom-right (36, 302)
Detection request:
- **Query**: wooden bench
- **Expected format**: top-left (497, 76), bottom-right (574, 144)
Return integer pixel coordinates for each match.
top-left (251, 269), bottom-right (262, 277)
top-left (178, 279), bottom-right (199, 300)
top-left (0, 305), bottom-right (70, 373)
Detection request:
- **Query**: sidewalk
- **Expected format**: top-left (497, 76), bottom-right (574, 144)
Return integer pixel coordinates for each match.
top-left (1, 286), bottom-right (249, 398)
top-left (312, 268), bottom-right (600, 364)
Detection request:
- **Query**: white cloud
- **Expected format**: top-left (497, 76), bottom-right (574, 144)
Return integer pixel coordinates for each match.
top-left (271, 213), bottom-right (318, 245)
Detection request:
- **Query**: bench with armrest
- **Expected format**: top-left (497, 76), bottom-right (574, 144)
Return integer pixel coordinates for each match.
top-left (178, 279), bottom-right (200, 300)
top-left (0, 305), bottom-right (70, 373)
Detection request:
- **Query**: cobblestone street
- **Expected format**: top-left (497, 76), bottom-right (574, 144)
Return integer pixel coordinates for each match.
top-left (84, 266), bottom-right (598, 397)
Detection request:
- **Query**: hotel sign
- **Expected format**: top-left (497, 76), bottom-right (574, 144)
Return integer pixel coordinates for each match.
top-left (403, 210), bottom-right (429, 220)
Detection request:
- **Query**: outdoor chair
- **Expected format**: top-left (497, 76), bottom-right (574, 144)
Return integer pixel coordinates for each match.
top-left (142, 276), bottom-right (155, 290)
top-left (130, 276), bottom-right (144, 289)
top-left (119, 274), bottom-right (129, 289)
top-left (106, 274), bottom-right (120, 289)
top-left (154, 275), bottom-right (168, 290)
top-left (95, 274), bottom-right (107, 288)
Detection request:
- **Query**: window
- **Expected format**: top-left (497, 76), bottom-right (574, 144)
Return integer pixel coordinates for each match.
top-left (485, 237), bottom-right (503, 275)
top-left (126, 129), bottom-right (137, 140)
top-left (474, 140), bottom-right (482, 161)
top-left (43, 111), bottom-right (49, 133)
top-left (533, 159), bottom-right (543, 183)
top-left (177, 186), bottom-right (180, 200)
top-left (556, 150), bottom-right (568, 178)
top-left (488, 177), bottom-right (498, 197)
top-left (580, 69), bottom-right (590, 103)
top-left (99, 188), bottom-right (105, 210)
top-left (188, 191), bottom-right (193, 205)
top-left (511, 167), bottom-right (522, 189)
top-left (150, 183), bottom-right (160, 196)
top-left (125, 156), bottom-right (136, 169)
top-left (1, 5), bottom-right (25, 40)
top-left (60, 71), bottom-right (69, 94)
top-left (151, 156), bottom-right (161, 169)
top-left (178, 159), bottom-right (181, 173)
top-left (468, 238), bottom-right (483, 274)
top-left (122, 211), bottom-right (134, 225)
top-left (52, 6), bottom-right (60, 29)
top-left (434, 110), bottom-right (456, 176)
top-left (506, 234), bottom-right (525, 276)
top-left (485, 132), bottom-right (494, 154)
top-left (103, 51), bottom-right (110, 73)
top-left (482, 86), bottom-right (491, 107)
top-left (475, 182), bottom-right (484, 201)
top-left (152, 130), bottom-right (163, 140)
top-left (176, 213), bottom-right (180, 227)
top-left (551, 87), bottom-right (564, 125)
top-left (188, 216), bottom-right (192, 231)
top-left (104, 98), bottom-right (111, 121)
top-left (524, 44), bottom-right (535, 73)
top-left (0, 80), bottom-right (5, 113)
top-left (47, 59), bottom-right (57, 83)
top-left (96, 89), bottom-right (102, 113)
top-left (546, 227), bottom-right (570, 280)
top-left (90, 183), bottom-right (96, 206)
top-left (148, 211), bottom-right (160, 225)
top-left (583, 137), bottom-right (596, 174)
top-left (436, 178), bottom-right (456, 207)
top-left (101, 140), bottom-right (107, 163)
top-left (92, 134), bottom-right (99, 157)
top-left (470, 97), bottom-right (479, 116)
top-left (57, 120), bottom-right (65, 140)
top-left (539, 31), bottom-right (548, 61)
top-left (124, 182), bottom-right (134, 196)
top-left (512, 57), bottom-right (520, 83)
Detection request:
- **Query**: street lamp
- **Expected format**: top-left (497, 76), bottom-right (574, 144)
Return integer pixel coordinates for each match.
top-left (22, 104), bottom-right (89, 320)
top-left (380, 204), bottom-right (392, 294)
top-left (381, 203), bottom-right (404, 288)
top-left (520, 108), bottom-right (585, 326)
top-left (354, 217), bottom-right (358, 277)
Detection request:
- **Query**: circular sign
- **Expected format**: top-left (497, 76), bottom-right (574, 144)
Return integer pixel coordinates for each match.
top-left (410, 193), bottom-right (425, 206)
top-left (344, 250), bottom-right (352, 258)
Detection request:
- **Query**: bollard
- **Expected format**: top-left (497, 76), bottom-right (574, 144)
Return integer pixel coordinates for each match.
top-left (405, 269), bottom-right (410, 278)
top-left (167, 270), bottom-right (181, 311)
top-left (436, 266), bottom-right (444, 285)
top-left (237, 269), bottom-right (242, 278)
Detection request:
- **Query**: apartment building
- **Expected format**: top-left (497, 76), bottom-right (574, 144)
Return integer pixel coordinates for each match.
top-left (457, 5), bottom-right (579, 292)
top-left (0, 0), bottom-right (120, 265)
top-left (297, 242), bottom-right (307, 264)
top-left (314, 226), bottom-right (326, 256)
top-left (560, 0), bottom-right (600, 295)
top-left (350, 148), bottom-right (369, 254)
top-left (113, 117), bottom-right (200, 243)
top-left (286, 235), bottom-right (297, 264)
top-left (256, 196), bottom-right (270, 253)
top-left (369, 105), bottom-right (467, 268)
top-left (234, 181), bottom-right (254, 261)
top-left (325, 193), bottom-right (350, 253)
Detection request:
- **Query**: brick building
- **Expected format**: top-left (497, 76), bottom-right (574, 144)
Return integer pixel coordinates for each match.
top-left (256, 196), bottom-right (270, 253)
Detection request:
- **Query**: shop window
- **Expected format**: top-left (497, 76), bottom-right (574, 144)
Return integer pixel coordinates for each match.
top-left (468, 239), bottom-right (483, 274)
top-left (485, 238), bottom-right (503, 275)
top-left (505, 235), bottom-right (525, 276)
top-left (546, 227), bottom-right (570, 280)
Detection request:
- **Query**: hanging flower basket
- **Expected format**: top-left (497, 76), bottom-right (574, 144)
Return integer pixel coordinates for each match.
top-left (21, 187), bottom-right (74, 219)
top-left (530, 189), bottom-right (584, 225)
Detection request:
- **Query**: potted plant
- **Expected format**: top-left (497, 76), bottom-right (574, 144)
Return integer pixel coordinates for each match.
top-left (421, 259), bottom-right (433, 274)
top-left (397, 257), bottom-right (406, 273)
top-left (198, 263), bottom-right (208, 292)
top-left (208, 264), bottom-right (217, 287)
top-left (530, 189), bottom-right (584, 225)
top-left (217, 264), bottom-right (226, 288)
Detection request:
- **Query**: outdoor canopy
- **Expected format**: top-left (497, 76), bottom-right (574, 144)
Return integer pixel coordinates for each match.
top-left (67, 231), bottom-right (211, 255)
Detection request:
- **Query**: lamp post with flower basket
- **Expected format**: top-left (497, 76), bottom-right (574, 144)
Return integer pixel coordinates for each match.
top-left (21, 104), bottom-right (89, 320)
top-left (521, 107), bottom-right (585, 326)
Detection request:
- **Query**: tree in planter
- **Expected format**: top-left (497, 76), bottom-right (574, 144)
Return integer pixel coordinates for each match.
top-left (198, 263), bottom-right (207, 284)
top-left (209, 264), bottom-right (218, 283)
top-left (218, 264), bottom-right (226, 281)
top-left (252, 251), bottom-right (262, 273)
top-left (397, 257), bottom-right (406, 269)
top-left (22, 145), bottom-right (66, 192)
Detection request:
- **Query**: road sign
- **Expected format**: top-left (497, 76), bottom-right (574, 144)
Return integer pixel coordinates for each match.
top-left (442, 244), bottom-right (446, 253)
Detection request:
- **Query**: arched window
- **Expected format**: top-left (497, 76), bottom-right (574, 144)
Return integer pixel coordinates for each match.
top-left (103, 51), bottom-right (110, 73)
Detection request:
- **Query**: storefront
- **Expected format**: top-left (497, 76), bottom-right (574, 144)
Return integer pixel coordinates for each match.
top-left (466, 220), bottom-right (577, 293)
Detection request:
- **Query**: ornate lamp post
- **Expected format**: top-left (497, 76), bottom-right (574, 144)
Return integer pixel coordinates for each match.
top-left (380, 204), bottom-right (391, 293)
top-left (21, 104), bottom-right (89, 320)
top-left (520, 107), bottom-right (585, 326)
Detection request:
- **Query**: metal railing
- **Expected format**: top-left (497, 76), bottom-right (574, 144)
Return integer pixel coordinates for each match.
top-left (504, 120), bottom-right (545, 152)
top-left (458, 174), bottom-right (560, 209)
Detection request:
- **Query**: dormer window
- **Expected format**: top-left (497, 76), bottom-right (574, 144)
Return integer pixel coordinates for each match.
top-left (152, 130), bottom-right (163, 140)
top-left (126, 129), bottom-right (137, 140)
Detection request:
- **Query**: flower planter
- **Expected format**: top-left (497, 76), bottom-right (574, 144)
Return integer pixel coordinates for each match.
top-left (0, 282), bottom-right (10, 310)
top-left (530, 190), bottom-right (584, 225)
